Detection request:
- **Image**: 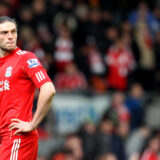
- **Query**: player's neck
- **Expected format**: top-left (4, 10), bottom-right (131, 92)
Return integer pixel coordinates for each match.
top-left (0, 48), bottom-right (15, 58)
top-left (0, 51), bottom-right (9, 58)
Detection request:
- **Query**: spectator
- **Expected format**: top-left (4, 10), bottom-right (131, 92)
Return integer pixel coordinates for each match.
top-left (102, 91), bottom-right (130, 127)
top-left (31, 0), bottom-right (50, 29)
top-left (74, 45), bottom-right (90, 81)
top-left (134, 15), bottom-right (156, 91)
top-left (0, 1), bottom-right (10, 16)
top-left (102, 92), bottom-right (129, 160)
top-left (84, 7), bottom-right (105, 49)
top-left (64, 135), bottom-right (83, 160)
top-left (96, 153), bottom-right (118, 160)
top-left (112, 124), bottom-right (127, 160)
top-left (52, 151), bottom-right (75, 160)
top-left (99, 25), bottom-right (118, 56)
top-left (52, 134), bottom-right (83, 160)
top-left (94, 117), bottom-right (115, 158)
top-left (153, 4), bottom-right (160, 27)
top-left (111, 91), bottom-right (130, 123)
top-left (85, 38), bottom-right (107, 93)
top-left (78, 122), bottom-right (96, 160)
top-left (38, 157), bottom-right (47, 160)
top-left (48, 0), bottom-right (62, 19)
top-left (36, 23), bottom-right (54, 53)
top-left (74, 3), bottom-right (90, 48)
top-left (54, 25), bottom-right (74, 72)
top-left (54, 63), bottom-right (87, 92)
top-left (125, 126), bottom-right (151, 160)
top-left (105, 33), bottom-right (135, 91)
top-left (86, 38), bottom-right (106, 77)
top-left (120, 21), bottom-right (133, 35)
top-left (140, 131), bottom-right (160, 160)
top-left (19, 25), bottom-right (48, 69)
top-left (17, 5), bottom-right (34, 27)
top-left (125, 83), bottom-right (144, 130)
top-left (128, 1), bottom-right (159, 34)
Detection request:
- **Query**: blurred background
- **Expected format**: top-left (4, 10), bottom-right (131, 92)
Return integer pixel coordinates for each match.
top-left (3, 0), bottom-right (160, 159)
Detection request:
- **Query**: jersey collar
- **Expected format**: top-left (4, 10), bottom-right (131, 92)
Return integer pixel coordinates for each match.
top-left (0, 47), bottom-right (20, 62)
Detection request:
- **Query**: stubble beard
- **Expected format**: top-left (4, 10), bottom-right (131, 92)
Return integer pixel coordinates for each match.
top-left (0, 44), bottom-right (16, 53)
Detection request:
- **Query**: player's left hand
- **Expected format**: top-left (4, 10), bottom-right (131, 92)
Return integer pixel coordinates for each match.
top-left (9, 118), bottom-right (35, 135)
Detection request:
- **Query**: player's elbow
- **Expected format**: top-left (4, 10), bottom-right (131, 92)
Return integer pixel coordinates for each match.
top-left (47, 83), bottom-right (56, 99)
top-left (40, 82), bottom-right (56, 98)
top-left (50, 85), bottom-right (56, 97)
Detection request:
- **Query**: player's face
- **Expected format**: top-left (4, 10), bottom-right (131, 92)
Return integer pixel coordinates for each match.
top-left (0, 21), bottom-right (17, 52)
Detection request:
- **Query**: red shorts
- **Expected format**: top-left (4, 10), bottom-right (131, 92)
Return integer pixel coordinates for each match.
top-left (0, 135), bottom-right (38, 160)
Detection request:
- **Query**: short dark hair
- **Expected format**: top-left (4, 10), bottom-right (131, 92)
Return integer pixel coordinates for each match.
top-left (0, 16), bottom-right (17, 28)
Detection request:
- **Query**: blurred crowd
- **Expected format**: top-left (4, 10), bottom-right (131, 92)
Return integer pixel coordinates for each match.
top-left (49, 84), bottom-right (160, 160)
top-left (2, 0), bottom-right (160, 159)
top-left (2, 0), bottom-right (160, 93)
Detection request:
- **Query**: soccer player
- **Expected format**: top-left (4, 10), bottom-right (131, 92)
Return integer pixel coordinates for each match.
top-left (0, 16), bottom-right (56, 160)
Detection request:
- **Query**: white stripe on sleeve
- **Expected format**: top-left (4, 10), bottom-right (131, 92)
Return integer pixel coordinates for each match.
top-left (40, 71), bottom-right (45, 79)
top-left (37, 72), bottom-right (43, 81)
top-left (36, 73), bottom-right (40, 82)
top-left (35, 71), bottom-right (46, 82)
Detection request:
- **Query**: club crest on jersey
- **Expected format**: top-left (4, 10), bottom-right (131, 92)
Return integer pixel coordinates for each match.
top-left (27, 59), bottom-right (40, 68)
top-left (5, 66), bottom-right (12, 77)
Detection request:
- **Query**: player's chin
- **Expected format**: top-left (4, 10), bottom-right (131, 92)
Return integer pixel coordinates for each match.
top-left (3, 45), bottom-right (16, 51)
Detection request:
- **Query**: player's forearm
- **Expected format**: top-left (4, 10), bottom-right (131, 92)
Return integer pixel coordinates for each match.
top-left (30, 82), bottom-right (56, 129)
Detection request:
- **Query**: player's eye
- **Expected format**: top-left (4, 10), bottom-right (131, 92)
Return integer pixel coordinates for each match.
top-left (0, 31), bottom-right (8, 35)
top-left (11, 30), bottom-right (16, 34)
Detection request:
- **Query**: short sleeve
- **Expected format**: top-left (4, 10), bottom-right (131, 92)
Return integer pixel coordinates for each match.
top-left (21, 52), bottom-right (52, 89)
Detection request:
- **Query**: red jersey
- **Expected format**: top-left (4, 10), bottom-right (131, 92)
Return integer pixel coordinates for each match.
top-left (140, 149), bottom-right (160, 160)
top-left (55, 72), bottom-right (87, 91)
top-left (0, 48), bottom-right (51, 138)
top-left (105, 46), bottom-right (135, 90)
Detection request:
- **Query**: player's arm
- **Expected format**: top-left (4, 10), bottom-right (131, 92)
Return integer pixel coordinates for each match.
top-left (9, 82), bottom-right (55, 135)
top-left (9, 51), bottom-right (56, 134)
top-left (30, 81), bottom-right (55, 129)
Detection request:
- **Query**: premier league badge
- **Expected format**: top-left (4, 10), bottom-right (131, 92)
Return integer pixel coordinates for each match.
top-left (5, 66), bottom-right (12, 77)
top-left (27, 59), bottom-right (40, 68)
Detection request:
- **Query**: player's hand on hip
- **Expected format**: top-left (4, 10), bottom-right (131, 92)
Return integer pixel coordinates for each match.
top-left (9, 118), bottom-right (35, 135)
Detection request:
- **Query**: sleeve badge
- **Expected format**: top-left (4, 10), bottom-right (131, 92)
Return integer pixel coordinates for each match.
top-left (27, 59), bottom-right (40, 68)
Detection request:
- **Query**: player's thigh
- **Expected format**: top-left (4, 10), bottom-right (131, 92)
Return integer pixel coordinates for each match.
top-left (0, 140), bottom-right (13, 160)
top-left (0, 137), bottom-right (38, 160)
top-left (17, 137), bottom-right (38, 160)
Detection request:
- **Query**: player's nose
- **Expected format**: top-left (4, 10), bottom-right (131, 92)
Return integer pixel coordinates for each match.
top-left (7, 32), bottom-right (14, 39)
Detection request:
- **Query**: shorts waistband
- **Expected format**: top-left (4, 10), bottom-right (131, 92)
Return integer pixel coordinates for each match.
top-left (0, 130), bottom-right (38, 140)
